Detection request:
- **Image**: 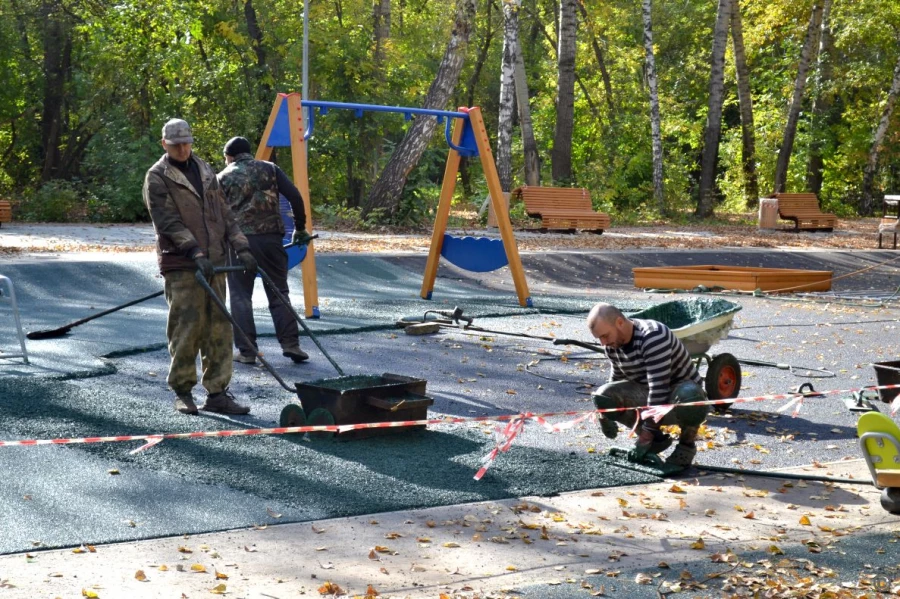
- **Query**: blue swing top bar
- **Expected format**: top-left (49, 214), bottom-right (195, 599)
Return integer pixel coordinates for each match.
top-left (267, 97), bottom-right (477, 156)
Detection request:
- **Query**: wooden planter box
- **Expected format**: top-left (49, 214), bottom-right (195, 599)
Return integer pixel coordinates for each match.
top-left (633, 265), bottom-right (833, 292)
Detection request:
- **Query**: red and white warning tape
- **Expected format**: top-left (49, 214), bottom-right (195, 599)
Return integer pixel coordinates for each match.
top-left (1, 384), bottom-right (898, 480)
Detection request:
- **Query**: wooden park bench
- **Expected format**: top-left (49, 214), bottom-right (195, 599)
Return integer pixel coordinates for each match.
top-left (0, 200), bottom-right (11, 228)
top-left (509, 186), bottom-right (610, 233)
top-left (773, 192), bottom-right (837, 232)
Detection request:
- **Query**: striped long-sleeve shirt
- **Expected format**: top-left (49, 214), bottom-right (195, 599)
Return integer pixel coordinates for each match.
top-left (604, 318), bottom-right (702, 406)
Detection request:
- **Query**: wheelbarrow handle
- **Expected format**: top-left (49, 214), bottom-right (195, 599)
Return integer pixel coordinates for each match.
top-left (193, 270), bottom-right (295, 393)
top-left (552, 338), bottom-right (605, 352)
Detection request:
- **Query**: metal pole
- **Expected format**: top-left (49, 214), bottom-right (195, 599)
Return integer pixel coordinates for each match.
top-left (302, 0), bottom-right (310, 160)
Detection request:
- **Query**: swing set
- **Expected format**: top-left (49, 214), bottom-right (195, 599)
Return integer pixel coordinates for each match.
top-left (256, 93), bottom-right (532, 317)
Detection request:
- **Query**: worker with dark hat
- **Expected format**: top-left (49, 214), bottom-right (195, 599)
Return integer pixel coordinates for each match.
top-left (218, 136), bottom-right (313, 365)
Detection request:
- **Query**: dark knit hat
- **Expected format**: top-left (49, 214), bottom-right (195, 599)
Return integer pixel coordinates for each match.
top-left (223, 136), bottom-right (252, 157)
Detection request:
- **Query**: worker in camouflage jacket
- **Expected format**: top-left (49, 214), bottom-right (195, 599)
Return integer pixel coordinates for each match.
top-left (143, 119), bottom-right (257, 416)
top-left (217, 136), bottom-right (313, 365)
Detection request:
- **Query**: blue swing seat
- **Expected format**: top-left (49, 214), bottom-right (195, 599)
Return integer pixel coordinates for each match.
top-left (440, 234), bottom-right (509, 273)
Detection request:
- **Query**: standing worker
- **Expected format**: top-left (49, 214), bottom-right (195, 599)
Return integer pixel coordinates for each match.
top-left (143, 118), bottom-right (257, 416)
top-left (217, 136), bottom-right (314, 365)
top-left (586, 302), bottom-right (709, 467)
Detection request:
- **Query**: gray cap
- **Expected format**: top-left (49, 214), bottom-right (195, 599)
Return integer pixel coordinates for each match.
top-left (162, 118), bottom-right (194, 144)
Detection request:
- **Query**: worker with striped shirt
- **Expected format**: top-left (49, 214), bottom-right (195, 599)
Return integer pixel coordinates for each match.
top-left (587, 302), bottom-right (709, 467)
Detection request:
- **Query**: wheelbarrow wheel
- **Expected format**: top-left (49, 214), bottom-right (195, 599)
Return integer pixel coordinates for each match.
top-left (279, 402), bottom-right (306, 428)
top-left (306, 407), bottom-right (336, 440)
top-left (881, 487), bottom-right (900, 515)
top-left (705, 353), bottom-right (741, 413)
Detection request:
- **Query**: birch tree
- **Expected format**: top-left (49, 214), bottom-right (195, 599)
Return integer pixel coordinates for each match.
top-left (861, 43), bottom-right (900, 215)
top-left (551, 0), bottom-right (577, 183)
top-left (773, 1), bottom-right (823, 194)
top-left (642, 0), bottom-right (665, 212)
top-left (361, 0), bottom-right (476, 218)
top-left (730, 0), bottom-right (759, 207)
top-left (696, 0), bottom-right (732, 218)
top-left (497, 0), bottom-right (517, 191)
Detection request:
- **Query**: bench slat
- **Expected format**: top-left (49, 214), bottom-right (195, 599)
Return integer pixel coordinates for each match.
top-left (0, 200), bottom-right (11, 223)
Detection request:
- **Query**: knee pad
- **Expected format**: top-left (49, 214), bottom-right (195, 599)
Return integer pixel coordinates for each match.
top-left (672, 381), bottom-right (709, 426)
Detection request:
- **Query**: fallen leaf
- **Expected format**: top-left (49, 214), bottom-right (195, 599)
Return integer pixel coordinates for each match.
top-left (158, 565), bottom-right (169, 571)
top-left (318, 581), bottom-right (345, 595)
top-left (266, 508), bottom-right (282, 519)
top-left (107, 469), bottom-right (120, 475)
top-left (134, 570), bottom-right (147, 582)
top-left (690, 539), bottom-right (705, 550)
top-left (635, 572), bottom-right (653, 585)
top-left (210, 583), bottom-right (227, 595)
top-left (190, 563), bottom-right (206, 573)
top-left (442, 542), bottom-right (461, 548)
top-left (799, 515), bottom-right (812, 525)
top-left (668, 484), bottom-right (685, 493)
top-left (81, 590), bottom-right (99, 598)
top-left (178, 546), bottom-right (193, 554)
top-left (215, 571), bottom-right (228, 580)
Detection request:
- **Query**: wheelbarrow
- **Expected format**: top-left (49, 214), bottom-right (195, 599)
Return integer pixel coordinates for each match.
top-left (195, 266), bottom-right (434, 438)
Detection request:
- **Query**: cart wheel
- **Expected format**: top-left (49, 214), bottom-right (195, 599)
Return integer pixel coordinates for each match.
top-left (706, 353), bottom-right (741, 412)
top-left (882, 487), bottom-right (900, 515)
top-left (306, 407), bottom-right (336, 440)
top-left (279, 402), bottom-right (306, 428)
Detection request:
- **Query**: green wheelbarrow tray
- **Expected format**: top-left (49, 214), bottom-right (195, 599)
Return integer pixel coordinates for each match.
top-left (629, 297), bottom-right (742, 355)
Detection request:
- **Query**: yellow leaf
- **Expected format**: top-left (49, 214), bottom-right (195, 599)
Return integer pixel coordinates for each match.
top-left (107, 469), bottom-right (120, 475)
top-left (384, 532), bottom-right (402, 540)
top-left (317, 581), bottom-right (344, 595)
top-left (134, 570), bottom-right (147, 582)
top-left (442, 542), bottom-right (460, 548)
top-left (668, 484), bottom-right (685, 494)
top-left (617, 498), bottom-right (629, 508)
top-left (81, 591), bottom-right (99, 598)
top-left (799, 515), bottom-right (812, 526)
top-left (178, 546), bottom-right (193, 553)
top-left (416, 537), bottom-right (431, 543)
top-left (374, 545), bottom-right (391, 553)
top-left (210, 583), bottom-right (227, 595)
top-left (158, 565), bottom-right (169, 571)
top-left (215, 570), bottom-right (228, 580)
top-left (191, 563), bottom-right (206, 573)
top-left (768, 545), bottom-right (784, 555)
top-left (506, 565), bottom-right (517, 571)
top-left (690, 539), bottom-right (705, 550)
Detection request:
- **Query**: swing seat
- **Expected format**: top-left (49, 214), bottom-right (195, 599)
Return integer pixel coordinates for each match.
top-left (440, 234), bottom-right (509, 273)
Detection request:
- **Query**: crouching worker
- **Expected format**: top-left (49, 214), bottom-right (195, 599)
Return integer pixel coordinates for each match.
top-left (586, 302), bottom-right (708, 467)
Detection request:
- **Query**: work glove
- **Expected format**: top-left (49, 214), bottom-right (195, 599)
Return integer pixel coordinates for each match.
top-left (193, 253), bottom-right (214, 281)
top-left (291, 229), bottom-right (314, 247)
top-left (237, 249), bottom-right (258, 274)
top-left (627, 425), bottom-right (660, 463)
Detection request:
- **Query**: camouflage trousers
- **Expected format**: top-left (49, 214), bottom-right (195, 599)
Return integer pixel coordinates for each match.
top-left (163, 269), bottom-right (233, 395)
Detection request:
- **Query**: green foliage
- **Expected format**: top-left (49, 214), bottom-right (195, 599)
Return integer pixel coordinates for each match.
top-left (1, 0), bottom-right (900, 225)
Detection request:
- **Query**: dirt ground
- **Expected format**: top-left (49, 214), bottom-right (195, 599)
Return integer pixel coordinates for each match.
top-left (0, 217), bottom-right (888, 255)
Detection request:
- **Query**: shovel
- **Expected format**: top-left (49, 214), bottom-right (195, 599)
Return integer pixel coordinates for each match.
top-left (26, 240), bottom-right (312, 340)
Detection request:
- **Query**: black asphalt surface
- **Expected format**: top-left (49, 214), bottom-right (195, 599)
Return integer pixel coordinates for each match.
top-left (1, 249), bottom-right (899, 561)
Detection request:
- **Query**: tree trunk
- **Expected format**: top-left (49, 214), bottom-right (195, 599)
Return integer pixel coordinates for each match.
top-left (773, 1), bottom-right (823, 194)
top-left (373, 0), bottom-right (391, 63)
top-left (460, 0), bottom-right (495, 196)
top-left (577, 1), bottom-right (614, 114)
top-left (805, 0), bottom-right (835, 195)
top-left (244, 0), bottom-right (273, 129)
top-left (514, 46), bottom-right (541, 186)
top-left (730, 0), bottom-right (759, 208)
top-left (696, 0), bottom-right (732, 218)
top-left (361, 0), bottom-right (476, 219)
top-left (40, 0), bottom-right (72, 183)
top-left (497, 0), bottom-right (517, 191)
top-left (861, 43), bottom-right (900, 216)
top-left (551, 0), bottom-right (576, 184)
top-left (642, 0), bottom-right (665, 212)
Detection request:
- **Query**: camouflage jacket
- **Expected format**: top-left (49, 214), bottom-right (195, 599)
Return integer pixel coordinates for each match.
top-left (217, 153), bottom-right (289, 236)
top-left (143, 153), bottom-right (249, 273)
